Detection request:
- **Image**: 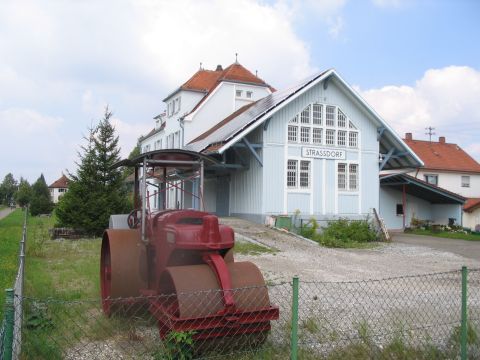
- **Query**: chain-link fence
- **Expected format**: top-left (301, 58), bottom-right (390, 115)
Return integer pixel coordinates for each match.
top-left (1, 208), bottom-right (27, 360)
top-left (4, 268), bottom-right (479, 359)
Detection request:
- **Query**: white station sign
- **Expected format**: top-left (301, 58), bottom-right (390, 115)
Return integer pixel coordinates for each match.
top-left (302, 147), bottom-right (346, 160)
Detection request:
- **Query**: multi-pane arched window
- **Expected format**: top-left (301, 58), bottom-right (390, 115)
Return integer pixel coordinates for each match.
top-left (287, 104), bottom-right (358, 148)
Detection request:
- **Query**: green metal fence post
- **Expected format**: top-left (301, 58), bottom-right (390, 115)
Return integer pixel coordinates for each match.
top-left (461, 266), bottom-right (468, 360)
top-left (290, 276), bottom-right (299, 360)
top-left (4, 288), bottom-right (14, 360)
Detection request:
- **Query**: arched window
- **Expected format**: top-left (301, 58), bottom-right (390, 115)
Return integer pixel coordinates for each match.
top-left (287, 104), bottom-right (359, 148)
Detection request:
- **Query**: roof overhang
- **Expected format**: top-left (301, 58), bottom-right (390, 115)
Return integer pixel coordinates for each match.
top-left (380, 173), bottom-right (465, 204)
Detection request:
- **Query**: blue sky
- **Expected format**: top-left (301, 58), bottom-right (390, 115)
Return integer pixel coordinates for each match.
top-left (0, 0), bottom-right (479, 184)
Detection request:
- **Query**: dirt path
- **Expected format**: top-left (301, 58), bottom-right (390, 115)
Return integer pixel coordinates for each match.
top-left (220, 217), bottom-right (480, 283)
top-left (0, 207), bottom-right (14, 221)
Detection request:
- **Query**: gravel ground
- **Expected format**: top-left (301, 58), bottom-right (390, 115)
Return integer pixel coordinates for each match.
top-left (221, 217), bottom-right (480, 283)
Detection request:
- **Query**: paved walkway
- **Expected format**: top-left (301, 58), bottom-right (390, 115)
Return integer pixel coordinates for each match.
top-left (393, 232), bottom-right (480, 261)
top-left (0, 207), bottom-right (14, 221)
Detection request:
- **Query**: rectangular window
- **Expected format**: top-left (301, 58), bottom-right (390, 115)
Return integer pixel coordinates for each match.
top-left (349, 132), bottom-right (358, 147)
top-left (287, 160), bottom-right (298, 188)
top-left (288, 125), bottom-right (298, 142)
top-left (175, 98), bottom-right (180, 113)
top-left (174, 131), bottom-right (180, 148)
top-left (300, 105), bottom-right (310, 124)
top-left (326, 129), bottom-right (335, 145)
top-left (338, 163), bottom-right (347, 190)
top-left (312, 128), bottom-right (322, 145)
top-left (159, 138), bottom-right (163, 149)
top-left (396, 204), bottom-right (404, 216)
top-left (424, 174), bottom-right (438, 186)
top-left (462, 176), bottom-right (470, 188)
top-left (326, 106), bottom-right (335, 127)
top-left (338, 130), bottom-right (347, 147)
top-left (236, 90), bottom-right (242, 97)
top-left (349, 164), bottom-right (358, 190)
top-left (337, 109), bottom-right (347, 128)
top-left (246, 91), bottom-right (253, 99)
top-left (312, 104), bottom-right (322, 125)
top-left (299, 161), bottom-right (310, 189)
top-left (300, 127), bottom-right (310, 143)
top-left (338, 163), bottom-right (359, 191)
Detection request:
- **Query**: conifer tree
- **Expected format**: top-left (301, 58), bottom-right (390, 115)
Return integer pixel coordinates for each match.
top-left (30, 174), bottom-right (54, 215)
top-left (56, 107), bottom-right (128, 235)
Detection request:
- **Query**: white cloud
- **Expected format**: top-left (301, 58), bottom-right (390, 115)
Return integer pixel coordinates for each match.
top-left (0, 0), bottom-right (325, 181)
top-left (110, 116), bottom-right (152, 158)
top-left (0, 108), bottom-right (71, 182)
top-left (372, 0), bottom-right (404, 8)
top-left (360, 66), bottom-right (480, 161)
top-left (328, 16), bottom-right (345, 39)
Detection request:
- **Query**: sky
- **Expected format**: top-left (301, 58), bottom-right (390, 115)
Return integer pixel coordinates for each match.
top-left (0, 0), bottom-right (479, 184)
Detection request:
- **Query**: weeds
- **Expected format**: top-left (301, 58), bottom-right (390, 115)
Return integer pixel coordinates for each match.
top-left (234, 241), bottom-right (275, 255)
top-left (300, 217), bottom-right (377, 248)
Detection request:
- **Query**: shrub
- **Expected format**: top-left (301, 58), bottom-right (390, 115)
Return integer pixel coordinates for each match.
top-left (301, 218), bottom-right (377, 248)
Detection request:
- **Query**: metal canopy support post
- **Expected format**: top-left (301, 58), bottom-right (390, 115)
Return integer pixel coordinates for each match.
top-left (379, 148), bottom-right (395, 170)
top-left (141, 158), bottom-right (147, 243)
top-left (163, 167), bottom-right (167, 210)
top-left (243, 137), bottom-right (263, 167)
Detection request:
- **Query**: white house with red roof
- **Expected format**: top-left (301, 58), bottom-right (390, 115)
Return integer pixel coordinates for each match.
top-left (403, 133), bottom-right (480, 230)
top-left (48, 174), bottom-right (69, 203)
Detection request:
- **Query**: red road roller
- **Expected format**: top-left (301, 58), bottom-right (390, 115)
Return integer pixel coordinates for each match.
top-left (100, 150), bottom-right (279, 345)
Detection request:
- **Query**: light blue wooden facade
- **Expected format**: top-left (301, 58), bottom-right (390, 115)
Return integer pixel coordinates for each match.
top-left (221, 77), bottom-right (381, 222)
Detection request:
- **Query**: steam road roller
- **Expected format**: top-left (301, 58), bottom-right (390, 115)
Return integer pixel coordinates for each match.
top-left (100, 150), bottom-right (279, 346)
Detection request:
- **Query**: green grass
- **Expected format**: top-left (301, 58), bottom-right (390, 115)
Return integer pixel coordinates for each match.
top-left (0, 209), bottom-right (25, 317)
top-left (23, 215), bottom-right (103, 359)
top-left (409, 229), bottom-right (480, 241)
top-left (234, 241), bottom-right (275, 255)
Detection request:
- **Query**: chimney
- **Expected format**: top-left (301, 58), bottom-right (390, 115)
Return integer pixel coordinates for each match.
top-left (215, 64), bottom-right (223, 71)
top-left (439, 136), bottom-right (446, 144)
top-left (405, 133), bottom-right (412, 140)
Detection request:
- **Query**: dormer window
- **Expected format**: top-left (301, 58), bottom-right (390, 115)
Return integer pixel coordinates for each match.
top-left (236, 90), bottom-right (242, 97)
top-left (246, 91), bottom-right (253, 99)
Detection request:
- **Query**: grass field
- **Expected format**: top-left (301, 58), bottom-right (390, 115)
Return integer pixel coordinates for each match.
top-left (409, 229), bottom-right (480, 241)
top-left (0, 209), bottom-right (25, 317)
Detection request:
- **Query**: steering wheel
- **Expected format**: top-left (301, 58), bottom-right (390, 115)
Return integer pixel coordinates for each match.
top-left (127, 209), bottom-right (141, 229)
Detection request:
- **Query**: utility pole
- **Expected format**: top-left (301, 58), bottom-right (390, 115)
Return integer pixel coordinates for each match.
top-left (425, 126), bottom-right (435, 142)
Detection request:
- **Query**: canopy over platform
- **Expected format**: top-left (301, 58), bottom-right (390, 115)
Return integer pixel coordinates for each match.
top-left (113, 149), bottom-right (218, 169)
top-left (380, 173), bottom-right (465, 204)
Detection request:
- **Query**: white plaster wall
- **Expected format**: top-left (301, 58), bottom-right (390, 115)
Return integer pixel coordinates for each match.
top-left (464, 209), bottom-right (480, 230)
top-left (410, 170), bottom-right (480, 198)
top-left (184, 82), bottom-right (270, 144)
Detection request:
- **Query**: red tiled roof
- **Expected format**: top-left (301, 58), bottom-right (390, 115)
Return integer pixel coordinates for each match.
top-left (179, 63), bottom-right (274, 116)
top-left (49, 174), bottom-right (69, 189)
top-left (465, 198), bottom-right (480, 212)
top-left (181, 63), bottom-right (270, 93)
top-left (404, 139), bottom-right (480, 173)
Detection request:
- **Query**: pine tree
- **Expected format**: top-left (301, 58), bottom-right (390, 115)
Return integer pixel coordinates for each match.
top-left (30, 174), bottom-right (54, 216)
top-left (15, 177), bottom-right (32, 207)
top-left (56, 107), bottom-right (128, 235)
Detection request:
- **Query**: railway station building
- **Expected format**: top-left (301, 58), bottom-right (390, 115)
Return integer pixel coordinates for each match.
top-left (140, 63), bottom-right (464, 229)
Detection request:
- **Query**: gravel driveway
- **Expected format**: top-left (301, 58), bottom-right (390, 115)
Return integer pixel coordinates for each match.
top-left (220, 217), bottom-right (480, 283)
